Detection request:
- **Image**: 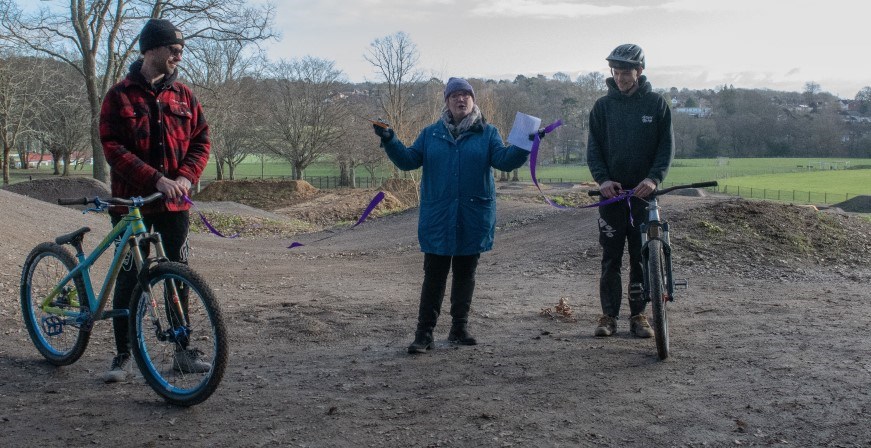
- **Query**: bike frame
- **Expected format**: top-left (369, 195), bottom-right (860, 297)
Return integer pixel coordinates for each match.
top-left (37, 205), bottom-right (173, 328)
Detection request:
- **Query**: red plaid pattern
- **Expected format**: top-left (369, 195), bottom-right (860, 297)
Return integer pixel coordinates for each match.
top-left (100, 69), bottom-right (210, 214)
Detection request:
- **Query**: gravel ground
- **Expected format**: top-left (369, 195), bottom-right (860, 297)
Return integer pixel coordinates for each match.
top-left (1, 180), bottom-right (870, 447)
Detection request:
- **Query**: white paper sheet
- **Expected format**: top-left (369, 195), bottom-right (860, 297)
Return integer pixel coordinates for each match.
top-left (507, 112), bottom-right (542, 151)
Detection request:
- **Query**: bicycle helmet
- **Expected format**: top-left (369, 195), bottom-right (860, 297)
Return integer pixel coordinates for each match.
top-left (606, 44), bottom-right (645, 69)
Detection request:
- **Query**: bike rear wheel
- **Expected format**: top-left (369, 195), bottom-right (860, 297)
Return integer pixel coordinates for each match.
top-left (129, 262), bottom-right (228, 406)
top-left (20, 243), bottom-right (91, 365)
top-left (647, 239), bottom-right (670, 360)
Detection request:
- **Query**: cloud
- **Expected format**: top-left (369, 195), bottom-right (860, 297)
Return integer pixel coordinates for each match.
top-left (658, 0), bottom-right (766, 13)
top-left (471, 0), bottom-right (633, 18)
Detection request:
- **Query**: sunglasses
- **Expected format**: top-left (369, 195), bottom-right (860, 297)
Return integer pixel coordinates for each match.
top-left (165, 46), bottom-right (184, 57)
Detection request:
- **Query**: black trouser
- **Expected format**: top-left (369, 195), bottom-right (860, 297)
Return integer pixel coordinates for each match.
top-left (597, 197), bottom-right (647, 318)
top-left (416, 253), bottom-right (481, 332)
top-left (110, 211), bottom-right (190, 354)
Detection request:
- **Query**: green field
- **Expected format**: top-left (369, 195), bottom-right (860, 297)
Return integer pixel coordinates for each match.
top-left (523, 159), bottom-right (871, 204)
top-left (7, 157), bottom-right (871, 204)
top-left (718, 170), bottom-right (871, 196)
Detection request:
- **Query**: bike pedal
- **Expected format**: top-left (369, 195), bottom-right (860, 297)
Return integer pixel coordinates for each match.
top-left (42, 316), bottom-right (65, 336)
top-left (674, 279), bottom-right (688, 290)
top-left (101, 309), bottom-right (130, 319)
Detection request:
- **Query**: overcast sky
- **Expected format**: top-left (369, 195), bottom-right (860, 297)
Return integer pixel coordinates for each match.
top-left (254, 0), bottom-right (867, 98)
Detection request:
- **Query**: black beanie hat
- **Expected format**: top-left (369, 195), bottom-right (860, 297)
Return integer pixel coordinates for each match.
top-left (139, 19), bottom-right (185, 53)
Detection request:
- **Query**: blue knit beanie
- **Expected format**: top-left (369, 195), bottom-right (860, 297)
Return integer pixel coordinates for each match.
top-left (444, 77), bottom-right (475, 100)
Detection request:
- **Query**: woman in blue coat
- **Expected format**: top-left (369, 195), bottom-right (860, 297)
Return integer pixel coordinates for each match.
top-left (373, 77), bottom-right (530, 353)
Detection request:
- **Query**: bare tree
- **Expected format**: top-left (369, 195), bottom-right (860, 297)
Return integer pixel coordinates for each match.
top-left (552, 72), bottom-right (571, 83)
top-left (803, 81), bottom-right (821, 107)
top-left (33, 62), bottom-right (91, 176)
top-left (855, 86), bottom-right (871, 114)
top-left (0, 53), bottom-right (49, 184)
top-left (185, 39), bottom-right (266, 181)
top-left (336, 118), bottom-right (378, 188)
top-left (259, 57), bottom-right (349, 180)
top-left (0, 0), bottom-right (275, 183)
top-left (334, 93), bottom-right (388, 188)
top-left (364, 31), bottom-right (429, 175)
top-left (568, 72), bottom-right (607, 164)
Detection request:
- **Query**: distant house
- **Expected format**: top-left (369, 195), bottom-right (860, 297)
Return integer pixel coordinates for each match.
top-left (674, 107), bottom-right (712, 118)
top-left (842, 111), bottom-right (871, 123)
top-left (9, 152), bottom-right (92, 168)
top-left (12, 154), bottom-right (52, 168)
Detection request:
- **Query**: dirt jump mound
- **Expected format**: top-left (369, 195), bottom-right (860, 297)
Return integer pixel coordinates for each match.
top-left (833, 195), bottom-right (871, 213)
top-left (2, 177), bottom-right (110, 210)
top-left (194, 179), bottom-right (318, 210)
top-left (669, 198), bottom-right (871, 279)
top-left (275, 190), bottom-right (404, 227)
top-left (192, 179), bottom-right (409, 229)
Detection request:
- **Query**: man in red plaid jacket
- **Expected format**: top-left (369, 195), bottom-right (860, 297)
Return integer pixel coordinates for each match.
top-left (99, 18), bottom-right (211, 383)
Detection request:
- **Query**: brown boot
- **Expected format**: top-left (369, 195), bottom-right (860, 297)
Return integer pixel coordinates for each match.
top-left (407, 329), bottom-right (434, 354)
top-left (594, 314), bottom-right (617, 337)
top-left (630, 314), bottom-right (654, 338)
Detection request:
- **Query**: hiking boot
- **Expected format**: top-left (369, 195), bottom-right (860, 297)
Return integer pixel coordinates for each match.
top-left (448, 324), bottom-right (477, 346)
top-left (407, 330), bottom-right (434, 354)
top-left (630, 314), bottom-right (655, 338)
top-left (102, 353), bottom-right (132, 383)
top-left (594, 315), bottom-right (617, 337)
top-left (173, 348), bottom-right (212, 373)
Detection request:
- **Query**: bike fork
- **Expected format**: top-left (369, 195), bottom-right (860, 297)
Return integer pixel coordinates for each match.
top-left (641, 222), bottom-right (682, 304)
top-left (131, 233), bottom-right (190, 345)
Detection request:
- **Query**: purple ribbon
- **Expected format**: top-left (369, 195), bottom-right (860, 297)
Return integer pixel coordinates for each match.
top-left (529, 120), bottom-right (566, 208)
top-left (579, 189), bottom-right (635, 209)
top-left (288, 191), bottom-right (386, 249)
top-left (580, 189), bottom-right (637, 226)
top-left (352, 191), bottom-right (385, 227)
top-left (183, 195), bottom-right (239, 239)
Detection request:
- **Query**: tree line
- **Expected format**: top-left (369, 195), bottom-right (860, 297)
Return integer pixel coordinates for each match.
top-left (1, 1), bottom-right (870, 187)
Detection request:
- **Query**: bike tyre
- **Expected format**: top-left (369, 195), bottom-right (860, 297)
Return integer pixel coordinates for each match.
top-left (129, 262), bottom-right (228, 406)
top-left (20, 242), bottom-right (91, 365)
top-left (647, 239), bottom-right (670, 360)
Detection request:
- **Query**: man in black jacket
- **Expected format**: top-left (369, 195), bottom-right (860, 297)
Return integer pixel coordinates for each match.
top-left (586, 44), bottom-right (674, 338)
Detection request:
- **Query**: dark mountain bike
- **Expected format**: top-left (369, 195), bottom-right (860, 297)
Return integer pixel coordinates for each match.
top-left (591, 181), bottom-right (718, 359)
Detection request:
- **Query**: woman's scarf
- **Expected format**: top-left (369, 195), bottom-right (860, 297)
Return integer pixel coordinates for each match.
top-left (441, 104), bottom-right (483, 139)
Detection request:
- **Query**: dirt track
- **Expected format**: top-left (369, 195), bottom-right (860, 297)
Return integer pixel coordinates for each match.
top-left (1, 184), bottom-right (870, 447)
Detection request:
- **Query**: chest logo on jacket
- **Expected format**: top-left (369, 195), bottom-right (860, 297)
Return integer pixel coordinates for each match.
top-left (641, 115), bottom-right (653, 123)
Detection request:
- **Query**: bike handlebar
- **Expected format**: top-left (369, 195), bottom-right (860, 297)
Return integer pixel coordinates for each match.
top-left (587, 181), bottom-right (718, 197)
top-left (57, 192), bottom-right (165, 207)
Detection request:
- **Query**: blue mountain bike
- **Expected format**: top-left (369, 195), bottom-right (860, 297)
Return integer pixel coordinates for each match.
top-left (20, 193), bottom-right (227, 406)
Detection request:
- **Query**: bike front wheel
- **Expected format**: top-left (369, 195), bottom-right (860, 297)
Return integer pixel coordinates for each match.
top-left (129, 262), bottom-right (228, 406)
top-left (647, 239), bottom-right (670, 360)
top-left (20, 243), bottom-right (91, 365)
